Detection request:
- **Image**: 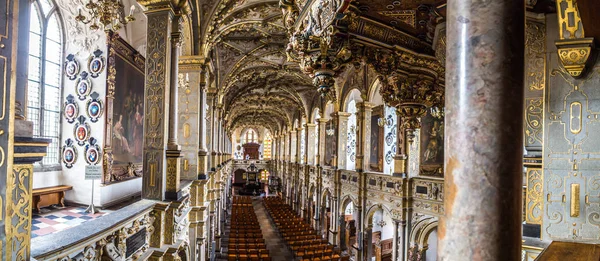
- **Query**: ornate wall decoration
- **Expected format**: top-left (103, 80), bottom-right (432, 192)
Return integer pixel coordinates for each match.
top-left (56, 0), bottom-right (102, 53)
top-left (88, 49), bottom-right (105, 78)
top-left (6, 165), bottom-right (33, 260)
top-left (86, 92), bottom-right (104, 122)
top-left (74, 116), bottom-right (91, 146)
top-left (63, 94), bottom-right (79, 123)
top-left (64, 54), bottom-right (80, 80)
top-left (525, 21), bottom-right (546, 91)
top-left (544, 66), bottom-right (600, 241)
top-left (525, 98), bottom-right (543, 146)
top-left (526, 168), bottom-right (543, 224)
top-left (85, 137), bottom-right (101, 165)
top-left (75, 71), bottom-right (92, 100)
top-left (554, 0), bottom-right (595, 78)
top-left (377, 10), bottom-right (416, 28)
top-left (62, 139), bottom-right (78, 168)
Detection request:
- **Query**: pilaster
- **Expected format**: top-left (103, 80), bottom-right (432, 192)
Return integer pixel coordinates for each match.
top-left (305, 123), bottom-right (317, 165)
top-left (140, 2), bottom-right (175, 200)
top-left (356, 102), bottom-right (374, 172)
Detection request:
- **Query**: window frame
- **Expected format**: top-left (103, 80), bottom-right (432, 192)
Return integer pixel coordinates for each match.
top-left (28, 0), bottom-right (65, 171)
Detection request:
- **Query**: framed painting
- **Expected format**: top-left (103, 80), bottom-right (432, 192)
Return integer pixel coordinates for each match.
top-left (103, 31), bottom-right (146, 184)
top-left (419, 109), bottom-right (444, 177)
top-left (369, 105), bottom-right (384, 172)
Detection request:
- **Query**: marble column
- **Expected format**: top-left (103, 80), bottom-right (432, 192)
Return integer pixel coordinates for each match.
top-left (140, 2), bottom-right (175, 200)
top-left (356, 102), bottom-right (373, 171)
top-left (296, 127), bottom-right (303, 163)
top-left (339, 214), bottom-right (347, 250)
top-left (439, 0), bottom-right (524, 260)
top-left (305, 123), bottom-right (317, 165)
top-left (198, 66), bottom-right (209, 179)
top-left (392, 221), bottom-right (399, 261)
top-left (365, 227), bottom-right (373, 261)
top-left (317, 118), bottom-right (328, 166)
top-left (290, 130), bottom-right (297, 163)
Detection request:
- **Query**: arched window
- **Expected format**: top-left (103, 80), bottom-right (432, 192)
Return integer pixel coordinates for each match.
top-left (263, 132), bottom-right (272, 160)
top-left (243, 129), bottom-right (257, 144)
top-left (28, 0), bottom-right (63, 166)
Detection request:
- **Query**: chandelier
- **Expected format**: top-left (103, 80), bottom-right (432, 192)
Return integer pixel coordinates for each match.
top-left (326, 121), bottom-right (335, 136)
top-left (75, 0), bottom-right (136, 31)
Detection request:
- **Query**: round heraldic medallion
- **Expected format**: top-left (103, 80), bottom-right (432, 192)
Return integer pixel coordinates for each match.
top-left (88, 49), bottom-right (105, 78)
top-left (86, 92), bottom-right (103, 123)
top-left (85, 137), bottom-right (101, 165)
top-left (74, 115), bottom-right (91, 146)
top-left (61, 139), bottom-right (78, 168)
top-left (64, 54), bottom-right (79, 81)
top-left (63, 94), bottom-right (79, 124)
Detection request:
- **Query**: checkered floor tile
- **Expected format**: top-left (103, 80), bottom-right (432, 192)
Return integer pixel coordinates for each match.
top-left (32, 206), bottom-right (112, 238)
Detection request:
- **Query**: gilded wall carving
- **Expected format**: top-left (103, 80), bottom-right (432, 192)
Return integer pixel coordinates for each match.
top-left (543, 63), bottom-right (600, 241)
top-left (526, 168), bottom-right (543, 224)
top-left (142, 11), bottom-right (171, 199)
top-left (6, 165), bottom-right (33, 261)
top-left (526, 20), bottom-right (547, 92)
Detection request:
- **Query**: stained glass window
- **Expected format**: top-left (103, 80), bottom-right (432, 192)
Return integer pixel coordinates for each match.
top-left (243, 129), bottom-right (257, 144)
top-left (28, 0), bottom-right (63, 166)
top-left (263, 132), bottom-right (272, 160)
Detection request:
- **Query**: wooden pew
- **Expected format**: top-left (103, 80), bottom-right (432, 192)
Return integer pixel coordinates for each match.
top-left (32, 185), bottom-right (73, 213)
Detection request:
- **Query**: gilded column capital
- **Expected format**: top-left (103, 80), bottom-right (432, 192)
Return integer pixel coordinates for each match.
top-left (357, 101), bottom-right (375, 110)
top-left (554, 0), bottom-right (595, 78)
top-left (178, 55), bottom-right (207, 71)
top-left (138, 0), bottom-right (191, 14)
top-left (304, 123), bottom-right (317, 128)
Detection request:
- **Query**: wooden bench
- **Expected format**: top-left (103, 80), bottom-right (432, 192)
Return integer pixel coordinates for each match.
top-left (32, 185), bottom-right (73, 213)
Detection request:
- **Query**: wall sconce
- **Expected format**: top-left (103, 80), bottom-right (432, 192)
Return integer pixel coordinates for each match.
top-left (349, 125), bottom-right (358, 134)
top-left (431, 106), bottom-right (445, 119)
top-left (377, 116), bottom-right (392, 127)
top-left (376, 219), bottom-right (387, 228)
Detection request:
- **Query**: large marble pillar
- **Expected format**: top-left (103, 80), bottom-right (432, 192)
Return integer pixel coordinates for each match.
top-left (140, 1), bottom-right (175, 200)
top-left (178, 56), bottom-right (203, 180)
top-left (356, 102), bottom-right (373, 171)
top-left (283, 132), bottom-right (289, 162)
top-left (439, 0), bottom-right (525, 260)
top-left (164, 8), bottom-right (187, 201)
top-left (198, 66), bottom-right (209, 179)
top-left (305, 123), bottom-right (317, 165)
top-left (296, 127), bottom-right (303, 163)
top-left (290, 130), bottom-right (297, 163)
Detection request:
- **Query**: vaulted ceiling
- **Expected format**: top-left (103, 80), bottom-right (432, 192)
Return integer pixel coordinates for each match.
top-left (197, 0), bottom-right (315, 135)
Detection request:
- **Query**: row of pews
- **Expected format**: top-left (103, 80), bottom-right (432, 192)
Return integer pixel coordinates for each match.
top-left (263, 197), bottom-right (348, 261)
top-left (228, 196), bottom-right (271, 261)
